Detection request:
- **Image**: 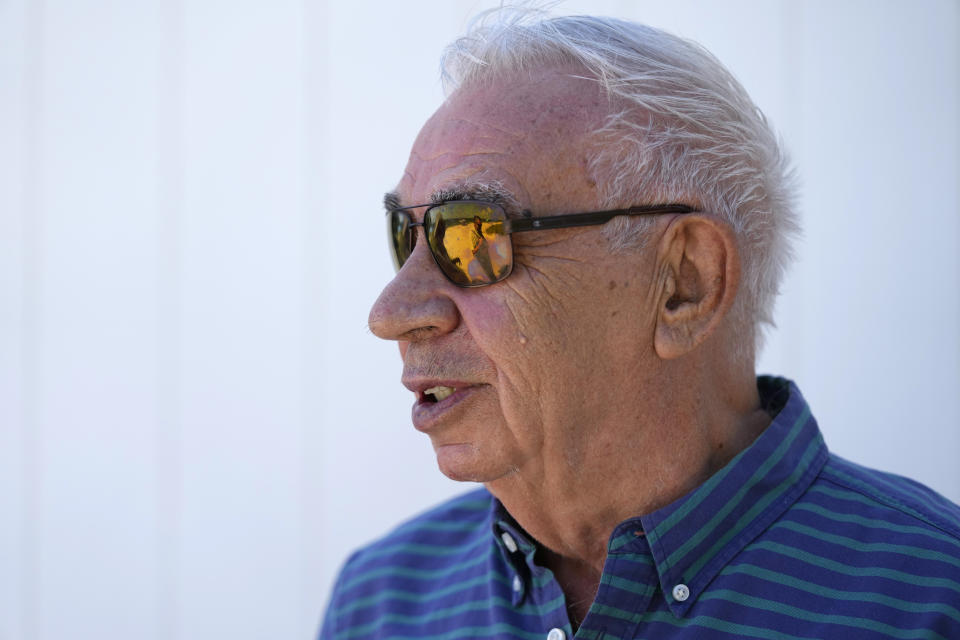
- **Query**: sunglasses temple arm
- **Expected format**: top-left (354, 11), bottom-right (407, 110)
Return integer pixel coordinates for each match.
top-left (507, 205), bottom-right (694, 234)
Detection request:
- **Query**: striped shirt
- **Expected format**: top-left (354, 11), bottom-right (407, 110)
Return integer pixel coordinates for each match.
top-left (320, 377), bottom-right (960, 639)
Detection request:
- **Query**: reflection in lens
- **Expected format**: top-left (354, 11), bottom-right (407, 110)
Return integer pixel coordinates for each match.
top-left (388, 210), bottom-right (413, 271)
top-left (427, 203), bottom-right (512, 285)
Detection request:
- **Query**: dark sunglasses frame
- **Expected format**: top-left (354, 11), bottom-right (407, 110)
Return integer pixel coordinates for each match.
top-left (388, 200), bottom-right (697, 287)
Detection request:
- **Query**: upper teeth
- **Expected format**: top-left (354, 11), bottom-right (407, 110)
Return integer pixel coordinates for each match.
top-left (425, 386), bottom-right (456, 401)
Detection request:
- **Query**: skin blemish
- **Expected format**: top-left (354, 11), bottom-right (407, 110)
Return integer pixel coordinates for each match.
top-left (519, 333), bottom-right (528, 345)
top-left (608, 280), bottom-right (617, 290)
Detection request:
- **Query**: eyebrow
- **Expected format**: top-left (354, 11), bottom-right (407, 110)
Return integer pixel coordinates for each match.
top-left (383, 183), bottom-right (523, 216)
top-left (383, 191), bottom-right (402, 212)
top-left (432, 184), bottom-right (516, 207)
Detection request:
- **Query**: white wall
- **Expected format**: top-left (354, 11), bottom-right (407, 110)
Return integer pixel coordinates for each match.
top-left (1, 1), bottom-right (957, 639)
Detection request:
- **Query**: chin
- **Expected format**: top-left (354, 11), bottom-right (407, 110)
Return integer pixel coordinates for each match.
top-left (435, 443), bottom-right (505, 483)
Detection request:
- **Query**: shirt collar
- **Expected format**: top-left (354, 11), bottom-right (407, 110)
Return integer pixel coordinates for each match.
top-left (638, 376), bottom-right (828, 616)
top-left (488, 377), bottom-right (828, 617)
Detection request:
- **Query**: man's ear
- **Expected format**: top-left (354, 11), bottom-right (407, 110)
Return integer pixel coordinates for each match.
top-left (653, 215), bottom-right (740, 360)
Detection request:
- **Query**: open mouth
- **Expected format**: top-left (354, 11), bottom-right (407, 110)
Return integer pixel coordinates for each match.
top-left (411, 384), bottom-right (481, 432)
top-left (423, 385), bottom-right (456, 403)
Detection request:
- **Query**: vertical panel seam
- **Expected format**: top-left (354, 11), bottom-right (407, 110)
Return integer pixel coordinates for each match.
top-left (157, 1), bottom-right (183, 638)
top-left (21, 0), bottom-right (45, 638)
top-left (301, 0), bottom-right (331, 634)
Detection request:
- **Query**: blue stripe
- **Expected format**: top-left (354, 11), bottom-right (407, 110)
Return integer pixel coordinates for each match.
top-left (321, 378), bottom-right (960, 639)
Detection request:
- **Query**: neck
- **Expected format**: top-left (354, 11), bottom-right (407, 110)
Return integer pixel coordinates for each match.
top-left (485, 357), bottom-right (770, 594)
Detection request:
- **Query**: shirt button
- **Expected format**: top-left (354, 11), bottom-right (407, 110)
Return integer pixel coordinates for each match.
top-left (672, 583), bottom-right (690, 602)
top-left (501, 531), bottom-right (519, 553)
top-left (512, 575), bottom-right (523, 593)
top-left (546, 629), bottom-right (566, 640)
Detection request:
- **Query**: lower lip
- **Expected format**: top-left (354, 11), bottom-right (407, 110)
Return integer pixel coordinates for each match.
top-left (411, 385), bottom-right (483, 432)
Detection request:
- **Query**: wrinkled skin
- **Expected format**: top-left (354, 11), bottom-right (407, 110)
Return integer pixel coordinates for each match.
top-left (369, 69), bottom-right (667, 493)
top-left (368, 67), bottom-right (768, 620)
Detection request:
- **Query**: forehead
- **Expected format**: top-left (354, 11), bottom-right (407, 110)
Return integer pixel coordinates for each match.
top-left (397, 68), bottom-right (610, 209)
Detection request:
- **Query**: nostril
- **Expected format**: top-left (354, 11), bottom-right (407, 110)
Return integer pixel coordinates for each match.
top-left (402, 326), bottom-right (438, 342)
top-left (367, 259), bottom-right (461, 341)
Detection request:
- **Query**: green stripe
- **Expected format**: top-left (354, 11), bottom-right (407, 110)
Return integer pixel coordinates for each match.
top-left (344, 621), bottom-right (547, 640)
top-left (530, 569), bottom-right (554, 589)
top-left (750, 541), bottom-right (960, 594)
top-left (654, 406), bottom-right (810, 572)
top-left (822, 466), bottom-right (944, 531)
top-left (679, 433), bottom-right (822, 583)
top-left (356, 534), bottom-right (488, 563)
top-left (588, 601), bottom-right (645, 624)
top-left (772, 520), bottom-right (960, 570)
top-left (810, 481), bottom-right (960, 547)
top-left (576, 628), bottom-right (622, 640)
top-left (609, 529), bottom-right (639, 552)
top-left (441, 497), bottom-right (492, 512)
top-left (342, 550), bottom-right (487, 592)
top-left (615, 552), bottom-right (653, 565)
top-left (518, 556), bottom-right (565, 619)
top-left (793, 494), bottom-right (960, 551)
top-left (336, 569), bottom-right (512, 617)
top-left (338, 594), bottom-right (565, 639)
top-left (600, 572), bottom-right (657, 598)
top-left (644, 611), bottom-right (824, 640)
top-left (699, 589), bottom-right (948, 640)
top-left (392, 519), bottom-right (486, 535)
top-left (721, 563), bottom-right (960, 623)
top-left (834, 464), bottom-right (946, 515)
top-left (523, 584), bottom-right (564, 620)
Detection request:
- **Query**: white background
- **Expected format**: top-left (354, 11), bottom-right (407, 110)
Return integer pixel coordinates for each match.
top-left (1, 1), bottom-right (957, 639)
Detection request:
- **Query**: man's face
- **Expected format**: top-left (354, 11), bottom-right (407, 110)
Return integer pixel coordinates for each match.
top-left (369, 69), bottom-right (664, 490)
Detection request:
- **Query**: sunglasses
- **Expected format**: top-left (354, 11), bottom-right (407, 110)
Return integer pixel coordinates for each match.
top-left (387, 200), bottom-right (696, 287)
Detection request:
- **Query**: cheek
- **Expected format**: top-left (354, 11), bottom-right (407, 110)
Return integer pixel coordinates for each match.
top-left (458, 295), bottom-right (544, 399)
top-left (469, 291), bottom-right (573, 378)
top-left (463, 295), bottom-right (526, 349)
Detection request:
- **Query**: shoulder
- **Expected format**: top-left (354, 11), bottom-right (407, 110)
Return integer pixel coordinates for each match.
top-left (727, 454), bottom-right (960, 636)
top-left (764, 452), bottom-right (960, 584)
top-left (342, 486), bottom-right (494, 576)
top-left (320, 487), bottom-right (496, 637)
top-left (814, 453), bottom-right (960, 540)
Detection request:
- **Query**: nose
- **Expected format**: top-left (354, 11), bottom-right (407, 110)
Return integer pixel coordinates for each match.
top-left (368, 241), bottom-right (460, 342)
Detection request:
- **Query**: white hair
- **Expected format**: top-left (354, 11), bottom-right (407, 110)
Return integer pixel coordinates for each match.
top-left (440, 7), bottom-right (799, 357)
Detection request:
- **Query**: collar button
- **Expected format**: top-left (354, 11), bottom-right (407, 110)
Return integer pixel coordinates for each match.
top-left (672, 583), bottom-right (690, 602)
top-left (501, 531), bottom-right (519, 553)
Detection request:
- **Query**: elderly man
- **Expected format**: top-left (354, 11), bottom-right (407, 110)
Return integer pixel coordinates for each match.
top-left (320, 11), bottom-right (960, 640)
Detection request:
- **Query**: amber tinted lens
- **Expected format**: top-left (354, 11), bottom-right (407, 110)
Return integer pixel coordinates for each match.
top-left (425, 202), bottom-right (513, 286)
top-left (388, 210), bottom-right (413, 271)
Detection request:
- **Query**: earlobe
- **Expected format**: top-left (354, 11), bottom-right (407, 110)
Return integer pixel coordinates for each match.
top-left (654, 216), bottom-right (740, 360)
